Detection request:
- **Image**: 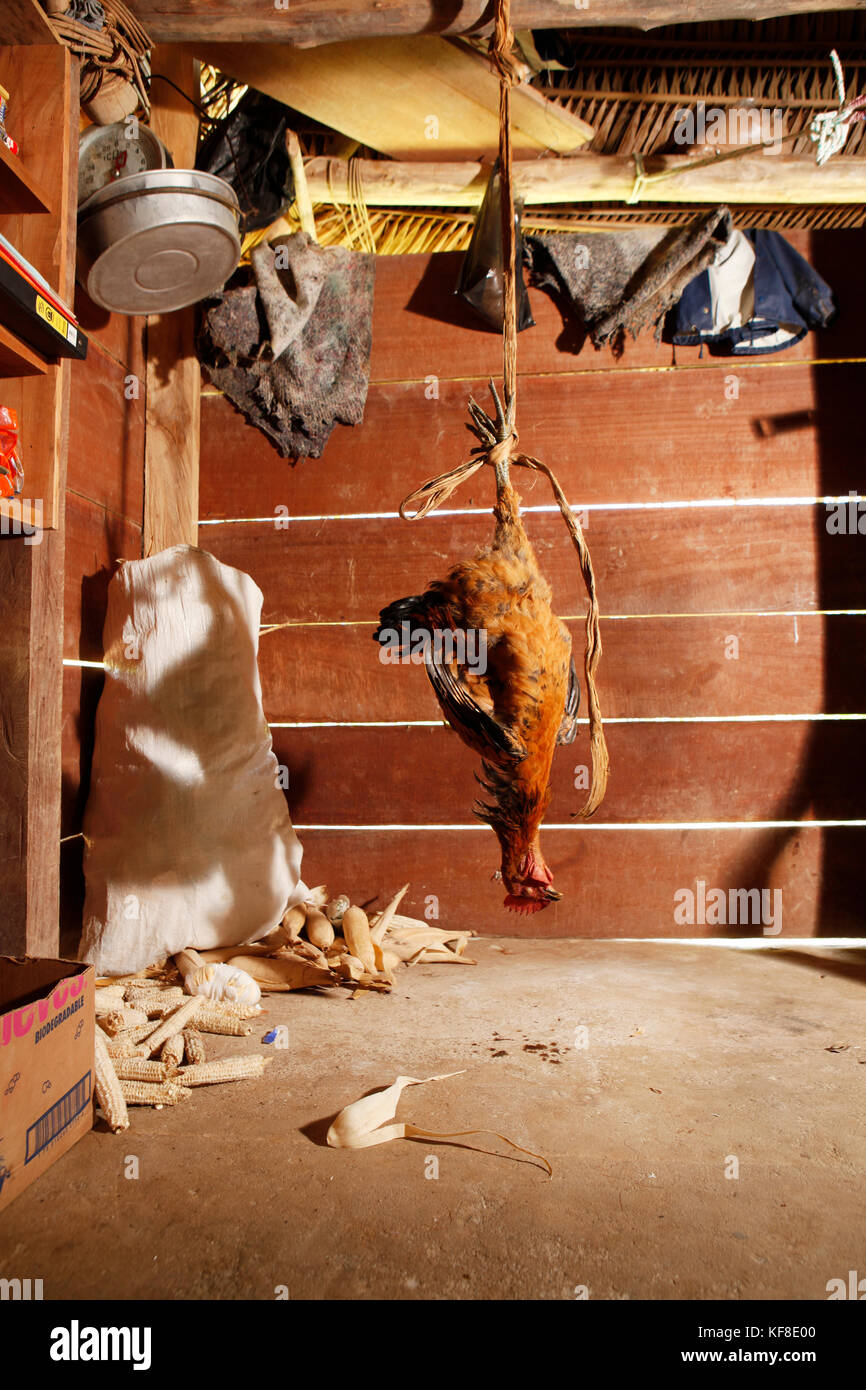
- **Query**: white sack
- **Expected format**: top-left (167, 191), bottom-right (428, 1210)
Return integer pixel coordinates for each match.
top-left (79, 544), bottom-right (306, 976)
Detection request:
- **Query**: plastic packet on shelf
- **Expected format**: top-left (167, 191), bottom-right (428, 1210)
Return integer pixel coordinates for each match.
top-left (0, 406), bottom-right (23, 499)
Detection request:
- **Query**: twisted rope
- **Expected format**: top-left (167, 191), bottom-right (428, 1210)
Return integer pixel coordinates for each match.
top-left (810, 49), bottom-right (866, 165)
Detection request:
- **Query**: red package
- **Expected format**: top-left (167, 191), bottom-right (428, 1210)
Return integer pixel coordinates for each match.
top-left (0, 405), bottom-right (23, 499)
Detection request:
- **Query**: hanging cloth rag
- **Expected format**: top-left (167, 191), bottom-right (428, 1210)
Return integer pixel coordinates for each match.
top-left (666, 226), bottom-right (836, 355)
top-left (525, 207), bottom-right (732, 353)
top-left (198, 231), bottom-right (375, 459)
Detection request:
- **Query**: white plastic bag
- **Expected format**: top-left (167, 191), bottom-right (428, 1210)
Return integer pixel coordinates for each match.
top-left (79, 545), bottom-right (306, 975)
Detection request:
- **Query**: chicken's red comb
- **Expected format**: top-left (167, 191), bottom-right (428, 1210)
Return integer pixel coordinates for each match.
top-left (503, 895), bottom-right (552, 914)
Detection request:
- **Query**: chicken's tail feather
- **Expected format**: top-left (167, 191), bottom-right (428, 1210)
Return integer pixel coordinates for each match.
top-left (373, 594), bottom-right (434, 653)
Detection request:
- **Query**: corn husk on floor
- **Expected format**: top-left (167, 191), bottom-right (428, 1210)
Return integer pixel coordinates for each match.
top-left (326, 1070), bottom-right (552, 1175)
top-left (194, 882), bottom-right (477, 997)
top-left (92, 884), bottom-right (476, 1132)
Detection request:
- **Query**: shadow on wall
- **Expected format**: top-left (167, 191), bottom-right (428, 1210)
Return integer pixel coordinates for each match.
top-left (727, 230), bottom-right (866, 938)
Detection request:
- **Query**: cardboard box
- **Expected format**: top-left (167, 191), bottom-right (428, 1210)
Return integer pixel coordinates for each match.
top-left (0, 957), bottom-right (94, 1212)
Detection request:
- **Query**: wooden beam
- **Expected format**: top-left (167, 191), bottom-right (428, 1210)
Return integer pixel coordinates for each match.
top-left (144, 47), bottom-right (201, 556)
top-left (134, 1), bottom-right (866, 46)
top-left (304, 151), bottom-right (866, 207)
top-left (197, 38), bottom-right (593, 160)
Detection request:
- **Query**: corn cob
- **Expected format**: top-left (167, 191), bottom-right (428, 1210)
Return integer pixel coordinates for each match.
top-left (194, 1006), bottom-right (252, 1036)
top-left (94, 990), bottom-right (127, 1015)
top-left (160, 1034), bottom-right (184, 1069)
top-left (131, 999), bottom-right (179, 1020)
top-left (124, 990), bottom-right (185, 1018)
top-left (111, 1058), bottom-right (169, 1083)
top-left (182, 1028), bottom-right (206, 1064)
top-left (99, 1007), bottom-right (150, 1036)
top-left (103, 1038), bottom-right (149, 1059)
top-left (202, 998), bottom-right (262, 1019)
top-left (104, 1022), bottom-right (157, 1046)
top-left (140, 996), bottom-right (204, 1056)
top-left (93, 1027), bottom-right (130, 1132)
top-left (118, 1079), bottom-right (191, 1106)
top-left (124, 984), bottom-right (184, 1006)
top-left (177, 1055), bottom-right (269, 1086)
top-left (110, 972), bottom-right (167, 988)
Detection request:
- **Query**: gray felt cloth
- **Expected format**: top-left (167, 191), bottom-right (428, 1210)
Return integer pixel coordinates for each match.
top-left (198, 232), bottom-right (376, 460)
top-left (526, 207), bottom-right (732, 352)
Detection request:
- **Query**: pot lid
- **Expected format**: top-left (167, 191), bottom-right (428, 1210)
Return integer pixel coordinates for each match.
top-left (78, 168), bottom-right (241, 220)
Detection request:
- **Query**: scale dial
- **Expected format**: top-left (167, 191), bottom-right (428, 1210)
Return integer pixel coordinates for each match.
top-left (78, 122), bottom-right (172, 206)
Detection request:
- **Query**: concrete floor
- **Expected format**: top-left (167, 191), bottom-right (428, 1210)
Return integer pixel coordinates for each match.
top-left (2, 940), bottom-right (864, 1301)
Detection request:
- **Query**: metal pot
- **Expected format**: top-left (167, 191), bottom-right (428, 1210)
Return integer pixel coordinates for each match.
top-left (77, 169), bottom-right (241, 315)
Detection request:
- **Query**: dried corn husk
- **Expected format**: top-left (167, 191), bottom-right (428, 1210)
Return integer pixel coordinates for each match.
top-left (304, 909), bottom-right (335, 950)
top-left (414, 949), bottom-right (477, 965)
top-left (341, 906), bottom-right (376, 974)
top-left (373, 943), bottom-right (401, 974)
top-left (386, 921), bottom-right (471, 945)
top-left (326, 1072), bottom-right (551, 1175)
top-left (287, 941), bottom-right (328, 969)
top-left (369, 883), bottom-right (410, 945)
top-left (196, 944), bottom-right (272, 964)
top-left (227, 953), bottom-right (334, 992)
top-left (337, 955), bottom-right (366, 982)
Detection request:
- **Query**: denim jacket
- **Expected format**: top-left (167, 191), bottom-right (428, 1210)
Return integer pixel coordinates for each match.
top-left (666, 229), bottom-right (835, 355)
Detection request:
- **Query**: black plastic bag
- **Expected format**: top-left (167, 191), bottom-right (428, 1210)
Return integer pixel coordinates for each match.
top-left (196, 89), bottom-right (294, 235)
top-left (456, 162), bottom-right (535, 333)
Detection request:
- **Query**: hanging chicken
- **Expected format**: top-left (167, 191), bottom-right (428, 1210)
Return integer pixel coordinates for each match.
top-left (376, 0), bottom-right (607, 913)
top-left (375, 386), bottom-right (607, 915)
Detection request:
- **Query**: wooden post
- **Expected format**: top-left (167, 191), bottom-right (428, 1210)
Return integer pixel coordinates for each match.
top-left (144, 46), bottom-right (201, 556)
top-left (0, 46), bottom-right (76, 956)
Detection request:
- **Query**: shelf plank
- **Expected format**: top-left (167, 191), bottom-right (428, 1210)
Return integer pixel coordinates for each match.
top-left (0, 139), bottom-right (54, 215)
top-left (0, 319), bottom-right (48, 376)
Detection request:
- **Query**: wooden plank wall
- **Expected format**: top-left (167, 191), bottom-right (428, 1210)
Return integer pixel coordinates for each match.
top-left (204, 231), bottom-right (863, 936)
top-left (60, 293), bottom-right (145, 949)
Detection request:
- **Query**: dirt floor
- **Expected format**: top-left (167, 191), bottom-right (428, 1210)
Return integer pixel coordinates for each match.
top-left (2, 940), bottom-right (864, 1301)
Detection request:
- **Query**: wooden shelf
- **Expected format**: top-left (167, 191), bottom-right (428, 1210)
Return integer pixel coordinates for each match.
top-left (0, 42), bottom-right (75, 531)
top-left (0, 495), bottom-right (43, 527)
top-left (0, 320), bottom-right (48, 376)
top-left (0, 139), bottom-right (53, 215)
